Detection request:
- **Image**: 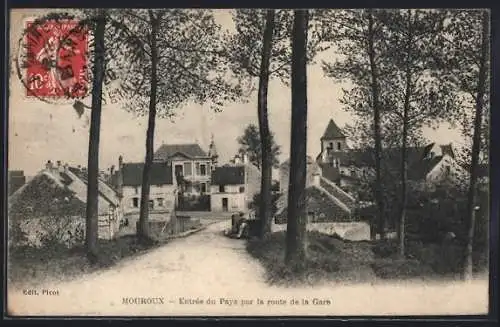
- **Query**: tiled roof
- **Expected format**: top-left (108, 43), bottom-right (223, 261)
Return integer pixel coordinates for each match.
top-left (317, 144), bottom-right (455, 182)
top-left (211, 166), bottom-right (245, 185)
top-left (121, 162), bottom-right (174, 186)
top-left (67, 167), bottom-right (121, 206)
top-left (9, 167), bottom-right (120, 215)
top-left (318, 164), bottom-right (341, 183)
top-left (275, 186), bottom-right (352, 222)
top-left (321, 119), bottom-right (346, 140)
top-left (407, 156), bottom-right (444, 180)
top-left (154, 144), bottom-right (208, 161)
top-left (439, 144), bottom-right (455, 158)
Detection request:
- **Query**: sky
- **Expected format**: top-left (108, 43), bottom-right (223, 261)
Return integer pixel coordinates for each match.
top-left (8, 9), bottom-right (465, 178)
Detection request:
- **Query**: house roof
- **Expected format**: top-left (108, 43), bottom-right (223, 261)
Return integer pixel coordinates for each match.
top-left (275, 186), bottom-right (351, 222)
top-left (154, 143), bottom-right (208, 161)
top-left (211, 166), bottom-right (245, 185)
top-left (9, 170), bottom-right (25, 177)
top-left (121, 162), bottom-right (174, 187)
top-left (318, 164), bottom-right (341, 183)
top-left (439, 144), bottom-right (455, 158)
top-left (9, 167), bottom-right (121, 215)
top-left (321, 119), bottom-right (346, 140)
top-left (68, 167), bottom-right (121, 206)
top-left (316, 143), bottom-right (457, 182)
top-left (407, 156), bottom-right (444, 180)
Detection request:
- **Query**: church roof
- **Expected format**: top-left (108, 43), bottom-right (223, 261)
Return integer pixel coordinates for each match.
top-left (321, 119), bottom-right (346, 140)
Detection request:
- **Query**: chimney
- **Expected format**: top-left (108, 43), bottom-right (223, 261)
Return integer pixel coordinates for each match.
top-left (63, 163), bottom-right (69, 173)
top-left (233, 155), bottom-right (241, 165)
top-left (117, 156), bottom-right (124, 197)
top-left (312, 172), bottom-right (320, 186)
top-left (57, 160), bottom-right (64, 173)
top-left (110, 165), bottom-right (115, 177)
top-left (242, 152), bottom-right (248, 164)
top-left (45, 160), bottom-right (53, 170)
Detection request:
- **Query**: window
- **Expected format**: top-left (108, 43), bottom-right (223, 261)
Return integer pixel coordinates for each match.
top-left (132, 197), bottom-right (139, 208)
top-left (184, 162), bottom-right (192, 176)
top-left (337, 142), bottom-right (341, 151)
top-left (157, 198), bottom-right (164, 207)
top-left (175, 164), bottom-right (183, 176)
top-left (195, 163), bottom-right (201, 175)
top-left (148, 200), bottom-right (154, 210)
top-left (134, 187), bottom-right (139, 194)
top-left (239, 186), bottom-right (245, 193)
top-left (445, 165), bottom-right (451, 175)
top-left (351, 169), bottom-right (357, 177)
top-left (200, 164), bottom-right (207, 176)
top-left (200, 183), bottom-right (207, 193)
top-left (219, 185), bottom-right (225, 193)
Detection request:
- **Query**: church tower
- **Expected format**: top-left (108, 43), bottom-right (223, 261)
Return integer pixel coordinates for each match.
top-left (319, 119), bottom-right (348, 166)
top-left (208, 134), bottom-right (218, 170)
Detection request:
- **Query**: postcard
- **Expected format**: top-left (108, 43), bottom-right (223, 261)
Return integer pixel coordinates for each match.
top-left (6, 8), bottom-right (491, 316)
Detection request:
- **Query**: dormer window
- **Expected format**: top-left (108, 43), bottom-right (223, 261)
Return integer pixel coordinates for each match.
top-left (329, 142), bottom-right (334, 149)
top-left (337, 142), bottom-right (341, 151)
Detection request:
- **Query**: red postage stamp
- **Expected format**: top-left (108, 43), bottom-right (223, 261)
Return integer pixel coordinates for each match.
top-left (24, 19), bottom-right (88, 98)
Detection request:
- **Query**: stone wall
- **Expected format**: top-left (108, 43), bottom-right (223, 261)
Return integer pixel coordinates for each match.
top-left (271, 221), bottom-right (370, 241)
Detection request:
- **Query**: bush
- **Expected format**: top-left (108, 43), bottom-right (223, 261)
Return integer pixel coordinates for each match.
top-left (371, 258), bottom-right (434, 279)
top-left (406, 240), bottom-right (464, 275)
top-left (247, 231), bottom-right (377, 285)
top-left (372, 240), bottom-right (399, 258)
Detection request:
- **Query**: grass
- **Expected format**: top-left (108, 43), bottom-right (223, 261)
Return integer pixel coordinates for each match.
top-left (247, 231), bottom-right (376, 286)
top-left (246, 231), bottom-right (489, 286)
top-left (7, 235), bottom-right (164, 288)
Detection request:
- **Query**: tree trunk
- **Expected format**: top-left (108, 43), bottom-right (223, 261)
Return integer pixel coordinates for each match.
top-left (285, 9), bottom-right (309, 266)
top-left (366, 9), bottom-right (385, 240)
top-left (463, 11), bottom-right (489, 281)
top-left (398, 10), bottom-right (413, 258)
top-left (138, 13), bottom-right (159, 242)
top-left (85, 9), bottom-right (106, 263)
top-left (258, 10), bottom-right (276, 239)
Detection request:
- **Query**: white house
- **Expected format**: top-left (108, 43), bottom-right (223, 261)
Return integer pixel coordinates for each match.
top-left (115, 156), bottom-right (177, 216)
top-left (153, 143), bottom-right (216, 196)
top-left (210, 154), bottom-right (261, 212)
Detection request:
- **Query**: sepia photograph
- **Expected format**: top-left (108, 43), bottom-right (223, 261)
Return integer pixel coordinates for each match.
top-left (5, 8), bottom-right (491, 317)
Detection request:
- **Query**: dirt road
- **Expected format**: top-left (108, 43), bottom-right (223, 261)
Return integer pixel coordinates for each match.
top-left (7, 220), bottom-right (489, 316)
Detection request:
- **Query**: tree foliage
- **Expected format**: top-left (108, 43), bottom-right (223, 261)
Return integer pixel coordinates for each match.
top-left (228, 9), bottom-right (328, 88)
top-left (236, 124), bottom-right (281, 169)
top-left (105, 9), bottom-right (243, 116)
